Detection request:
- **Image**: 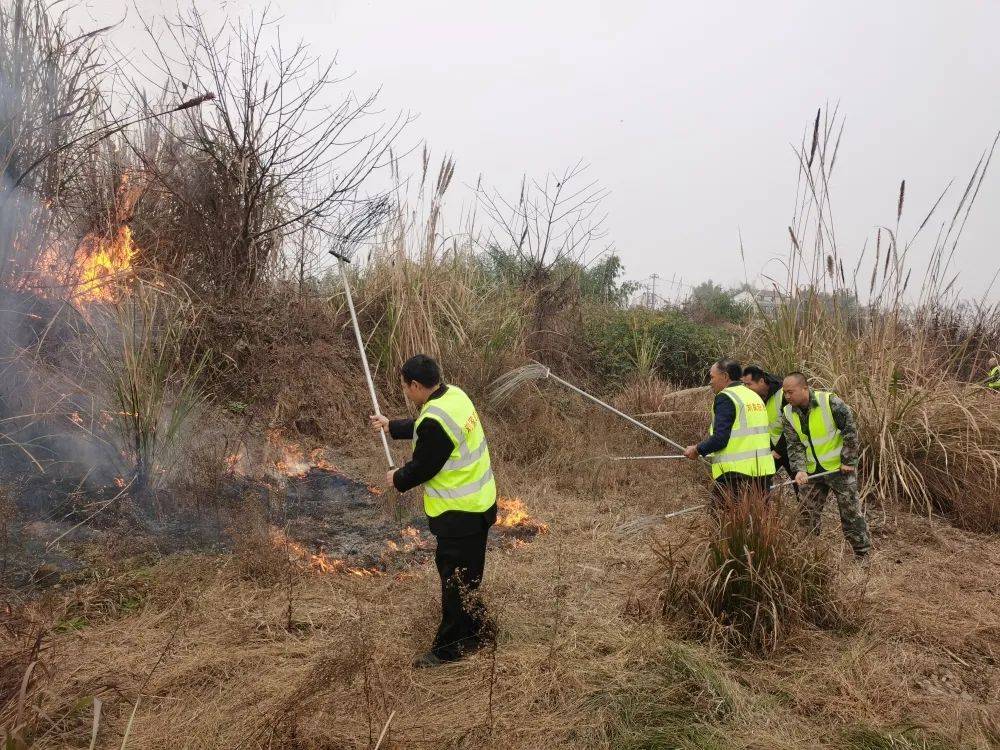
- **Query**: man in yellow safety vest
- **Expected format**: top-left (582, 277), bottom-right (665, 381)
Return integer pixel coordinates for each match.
top-left (683, 358), bottom-right (775, 505)
top-left (371, 354), bottom-right (497, 667)
top-left (741, 365), bottom-right (799, 495)
top-left (781, 372), bottom-right (871, 559)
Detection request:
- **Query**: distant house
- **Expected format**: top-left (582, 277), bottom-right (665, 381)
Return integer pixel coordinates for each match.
top-left (733, 288), bottom-right (782, 315)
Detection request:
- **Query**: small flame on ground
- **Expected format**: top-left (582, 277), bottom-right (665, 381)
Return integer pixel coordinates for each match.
top-left (270, 528), bottom-right (379, 577)
top-left (225, 448), bottom-right (249, 476)
top-left (495, 496), bottom-right (549, 535)
top-left (384, 526), bottom-right (431, 554)
top-left (308, 447), bottom-right (338, 472)
top-left (267, 432), bottom-right (340, 478)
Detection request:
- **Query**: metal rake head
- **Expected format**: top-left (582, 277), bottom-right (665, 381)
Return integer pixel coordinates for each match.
top-left (328, 195), bottom-right (394, 263)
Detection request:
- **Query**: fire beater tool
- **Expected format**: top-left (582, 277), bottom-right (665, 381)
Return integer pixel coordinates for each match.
top-left (637, 470), bottom-right (845, 525)
top-left (663, 504), bottom-right (707, 519)
top-left (329, 249), bottom-right (394, 470)
top-left (490, 362), bottom-right (710, 466)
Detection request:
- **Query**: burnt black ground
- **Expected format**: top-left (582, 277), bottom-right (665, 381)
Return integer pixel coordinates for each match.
top-left (1, 465), bottom-right (543, 588)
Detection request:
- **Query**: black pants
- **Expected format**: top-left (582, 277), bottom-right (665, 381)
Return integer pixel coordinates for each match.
top-left (711, 472), bottom-right (773, 509)
top-left (432, 529), bottom-right (491, 660)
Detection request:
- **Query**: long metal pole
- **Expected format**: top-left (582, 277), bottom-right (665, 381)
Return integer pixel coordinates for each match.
top-left (611, 455), bottom-right (687, 461)
top-left (541, 368), bottom-right (710, 465)
top-left (336, 258), bottom-right (395, 469)
top-left (771, 468), bottom-right (839, 489)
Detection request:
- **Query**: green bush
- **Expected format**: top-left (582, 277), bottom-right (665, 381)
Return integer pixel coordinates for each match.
top-left (583, 307), bottom-right (731, 386)
top-left (683, 281), bottom-right (750, 325)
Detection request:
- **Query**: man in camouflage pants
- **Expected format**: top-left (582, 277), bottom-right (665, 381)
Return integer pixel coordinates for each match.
top-left (780, 373), bottom-right (871, 558)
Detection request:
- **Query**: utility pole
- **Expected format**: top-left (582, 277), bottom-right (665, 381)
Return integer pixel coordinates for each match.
top-left (644, 273), bottom-right (660, 308)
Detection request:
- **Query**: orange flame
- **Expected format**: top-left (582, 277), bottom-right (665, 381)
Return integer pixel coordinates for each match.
top-left (225, 448), bottom-right (248, 476)
top-left (32, 172), bottom-right (143, 304)
top-left (70, 225), bottom-right (136, 303)
top-left (308, 447), bottom-right (339, 473)
top-left (384, 526), bottom-right (430, 554)
top-left (270, 528), bottom-right (379, 577)
top-left (497, 497), bottom-right (527, 527)
top-left (267, 432), bottom-right (341, 478)
top-left (269, 431), bottom-right (310, 477)
top-left (496, 496), bottom-right (549, 533)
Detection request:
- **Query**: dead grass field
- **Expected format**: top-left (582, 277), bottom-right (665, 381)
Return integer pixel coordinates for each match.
top-left (6, 399), bottom-right (998, 750)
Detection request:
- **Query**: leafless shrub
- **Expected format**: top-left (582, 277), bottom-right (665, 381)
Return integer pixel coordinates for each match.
top-left (124, 6), bottom-right (404, 296)
top-left (355, 150), bottom-right (527, 391)
top-left (476, 161), bottom-right (610, 358)
top-left (0, 0), bottom-right (108, 290)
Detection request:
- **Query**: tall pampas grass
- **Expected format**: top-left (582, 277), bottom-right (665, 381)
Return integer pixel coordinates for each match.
top-left (352, 149), bottom-right (527, 391)
top-left (748, 107), bottom-right (1000, 530)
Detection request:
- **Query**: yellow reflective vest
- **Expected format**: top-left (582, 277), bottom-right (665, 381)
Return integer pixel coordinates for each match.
top-left (765, 387), bottom-right (784, 448)
top-left (987, 366), bottom-right (1000, 390)
top-left (413, 386), bottom-right (496, 518)
top-left (782, 390), bottom-right (844, 473)
top-left (708, 384), bottom-right (776, 479)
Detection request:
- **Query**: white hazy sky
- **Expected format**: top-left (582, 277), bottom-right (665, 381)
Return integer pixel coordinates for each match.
top-left (71, 1), bottom-right (1000, 299)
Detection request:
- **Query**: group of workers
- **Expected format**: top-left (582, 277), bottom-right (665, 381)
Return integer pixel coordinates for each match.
top-left (371, 352), bottom-right (998, 668)
top-left (682, 358), bottom-right (871, 559)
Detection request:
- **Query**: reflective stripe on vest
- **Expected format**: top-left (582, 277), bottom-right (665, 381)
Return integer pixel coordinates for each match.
top-left (708, 384), bottom-right (776, 479)
top-left (988, 366), bottom-right (1000, 390)
top-left (414, 385), bottom-right (496, 517)
top-left (782, 390), bottom-right (843, 473)
top-left (424, 468), bottom-right (495, 499)
top-left (766, 388), bottom-right (784, 447)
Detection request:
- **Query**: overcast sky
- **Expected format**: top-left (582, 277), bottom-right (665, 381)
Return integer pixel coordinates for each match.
top-left (72, 1), bottom-right (1000, 300)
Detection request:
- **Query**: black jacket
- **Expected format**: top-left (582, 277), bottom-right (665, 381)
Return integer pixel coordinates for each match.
top-left (388, 384), bottom-right (497, 537)
top-left (696, 389), bottom-right (736, 456)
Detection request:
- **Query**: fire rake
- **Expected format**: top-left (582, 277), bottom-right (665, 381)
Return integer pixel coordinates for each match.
top-left (329, 249), bottom-right (395, 470)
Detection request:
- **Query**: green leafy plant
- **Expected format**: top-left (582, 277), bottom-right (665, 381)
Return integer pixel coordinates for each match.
top-left (584, 307), bottom-right (730, 387)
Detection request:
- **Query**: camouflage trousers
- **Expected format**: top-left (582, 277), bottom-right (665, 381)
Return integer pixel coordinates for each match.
top-left (798, 471), bottom-right (871, 556)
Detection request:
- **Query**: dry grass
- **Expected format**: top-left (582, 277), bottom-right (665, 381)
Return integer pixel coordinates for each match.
top-left (4, 371), bottom-right (999, 750)
top-left (748, 107), bottom-right (1000, 531)
top-left (353, 154), bottom-right (528, 395)
top-left (84, 279), bottom-right (211, 495)
top-left (5, 451), bottom-right (998, 749)
top-left (641, 494), bottom-right (851, 655)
